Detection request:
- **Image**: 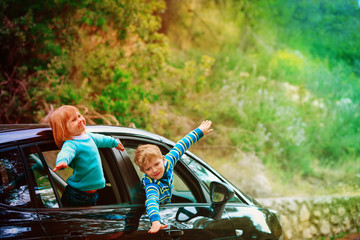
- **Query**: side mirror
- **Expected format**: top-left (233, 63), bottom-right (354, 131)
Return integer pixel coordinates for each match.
top-left (175, 182), bottom-right (234, 222)
top-left (210, 181), bottom-right (234, 220)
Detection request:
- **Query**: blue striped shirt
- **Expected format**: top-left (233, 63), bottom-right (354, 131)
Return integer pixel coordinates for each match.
top-left (142, 128), bottom-right (204, 223)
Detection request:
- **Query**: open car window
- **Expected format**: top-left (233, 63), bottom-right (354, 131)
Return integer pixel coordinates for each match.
top-left (123, 141), bottom-right (200, 203)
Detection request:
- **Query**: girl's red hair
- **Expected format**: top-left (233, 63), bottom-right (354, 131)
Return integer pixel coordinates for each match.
top-left (49, 105), bottom-right (80, 148)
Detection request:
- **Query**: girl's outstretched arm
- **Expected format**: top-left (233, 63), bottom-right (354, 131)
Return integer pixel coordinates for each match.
top-left (53, 162), bottom-right (67, 172)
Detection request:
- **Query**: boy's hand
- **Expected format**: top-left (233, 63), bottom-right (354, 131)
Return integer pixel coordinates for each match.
top-left (148, 221), bottom-right (168, 234)
top-left (198, 120), bottom-right (213, 135)
top-left (53, 162), bottom-right (67, 172)
top-left (116, 142), bottom-right (125, 151)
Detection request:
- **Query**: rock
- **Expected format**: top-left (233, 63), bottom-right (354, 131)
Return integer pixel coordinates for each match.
top-left (323, 208), bottom-right (330, 215)
top-left (314, 210), bottom-right (321, 218)
top-left (258, 195), bottom-right (360, 240)
top-left (287, 201), bottom-right (297, 213)
top-left (302, 228), bottom-right (313, 239)
top-left (320, 220), bottom-right (331, 235)
top-left (284, 229), bottom-right (292, 240)
top-left (333, 226), bottom-right (342, 234)
top-left (300, 204), bottom-right (310, 222)
top-left (302, 225), bottom-right (318, 239)
top-left (310, 226), bottom-right (318, 236)
top-left (343, 217), bottom-right (351, 230)
top-left (338, 207), bottom-right (346, 216)
top-left (330, 215), bottom-right (339, 224)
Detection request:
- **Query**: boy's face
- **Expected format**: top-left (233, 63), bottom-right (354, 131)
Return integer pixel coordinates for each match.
top-left (140, 156), bottom-right (165, 180)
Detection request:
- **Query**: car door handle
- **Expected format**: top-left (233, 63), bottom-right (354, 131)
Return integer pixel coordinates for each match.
top-left (165, 229), bottom-right (184, 240)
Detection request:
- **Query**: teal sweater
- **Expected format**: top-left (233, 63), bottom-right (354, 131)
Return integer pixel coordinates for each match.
top-left (142, 128), bottom-right (204, 223)
top-left (56, 132), bottom-right (118, 191)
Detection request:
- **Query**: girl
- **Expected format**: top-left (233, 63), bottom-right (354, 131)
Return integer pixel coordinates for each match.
top-left (49, 105), bottom-right (124, 207)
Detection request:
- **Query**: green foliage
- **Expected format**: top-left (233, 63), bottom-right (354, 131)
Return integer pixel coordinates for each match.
top-left (1, 0), bottom-right (169, 125)
top-left (162, 0), bottom-right (360, 195)
top-left (254, 0), bottom-right (360, 71)
top-left (93, 68), bottom-right (154, 126)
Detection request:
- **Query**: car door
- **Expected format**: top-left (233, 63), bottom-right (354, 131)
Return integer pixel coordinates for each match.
top-left (20, 141), bottom-right (162, 240)
top-left (0, 146), bottom-right (47, 239)
top-left (119, 138), bottom-right (237, 240)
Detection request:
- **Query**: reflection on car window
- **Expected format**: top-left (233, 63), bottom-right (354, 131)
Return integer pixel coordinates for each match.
top-left (181, 155), bottom-right (243, 203)
top-left (0, 149), bottom-right (32, 207)
top-left (181, 155), bottom-right (220, 190)
top-left (172, 173), bottom-right (196, 203)
top-left (23, 147), bottom-right (59, 208)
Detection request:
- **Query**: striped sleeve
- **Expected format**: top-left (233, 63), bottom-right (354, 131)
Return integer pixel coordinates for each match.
top-left (165, 128), bottom-right (204, 170)
top-left (143, 178), bottom-right (161, 223)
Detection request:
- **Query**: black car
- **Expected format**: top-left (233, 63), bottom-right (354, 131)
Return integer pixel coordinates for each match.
top-left (0, 124), bottom-right (282, 240)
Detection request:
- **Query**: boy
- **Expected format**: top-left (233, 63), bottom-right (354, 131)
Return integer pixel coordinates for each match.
top-left (134, 120), bottom-right (213, 233)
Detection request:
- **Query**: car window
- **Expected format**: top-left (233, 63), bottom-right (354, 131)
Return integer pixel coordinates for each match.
top-left (38, 143), bottom-right (121, 206)
top-left (22, 146), bottom-right (59, 208)
top-left (0, 148), bottom-right (32, 207)
top-left (42, 149), bottom-right (74, 183)
top-left (181, 154), bottom-right (243, 203)
top-left (125, 145), bottom-right (197, 203)
top-left (125, 148), bottom-right (143, 179)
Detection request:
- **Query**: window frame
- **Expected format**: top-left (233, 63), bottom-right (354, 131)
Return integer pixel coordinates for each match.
top-left (98, 146), bottom-right (129, 204)
top-left (19, 142), bottom-right (63, 208)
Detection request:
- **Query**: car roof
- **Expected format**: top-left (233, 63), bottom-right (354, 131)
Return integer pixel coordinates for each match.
top-left (0, 124), bottom-right (172, 147)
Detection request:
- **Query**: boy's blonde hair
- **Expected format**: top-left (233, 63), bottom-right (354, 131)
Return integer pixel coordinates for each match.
top-left (134, 144), bottom-right (162, 169)
top-left (49, 105), bottom-right (81, 148)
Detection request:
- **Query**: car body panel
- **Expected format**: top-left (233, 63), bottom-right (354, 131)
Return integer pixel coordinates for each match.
top-left (36, 205), bottom-right (160, 239)
top-left (159, 203), bottom-right (236, 240)
top-left (0, 206), bottom-right (47, 239)
top-left (226, 205), bottom-right (282, 240)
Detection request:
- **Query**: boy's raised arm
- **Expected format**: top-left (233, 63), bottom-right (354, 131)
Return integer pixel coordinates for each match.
top-left (166, 120), bottom-right (213, 168)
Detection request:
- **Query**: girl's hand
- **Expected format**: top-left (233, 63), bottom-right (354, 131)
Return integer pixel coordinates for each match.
top-left (53, 162), bottom-right (67, 172)
top-left (198, 120), bottom-right (213, 135)
top-left (148, 221), bottom-right (168, 234)
top-left (116, 142), bottom-right (125, 151)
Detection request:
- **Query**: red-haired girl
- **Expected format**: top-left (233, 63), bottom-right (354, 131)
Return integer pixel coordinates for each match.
top-left (49, 105), bottom-right (124, 207)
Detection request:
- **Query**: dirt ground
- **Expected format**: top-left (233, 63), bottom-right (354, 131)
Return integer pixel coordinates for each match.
top-left (335, 233), bottom-right (360, 240)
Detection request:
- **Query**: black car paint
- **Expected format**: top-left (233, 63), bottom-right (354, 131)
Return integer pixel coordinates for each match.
top-left (0, 124), bottom-right (282, 240)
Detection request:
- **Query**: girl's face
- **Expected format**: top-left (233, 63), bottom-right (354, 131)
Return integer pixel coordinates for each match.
top-left (66, 111), bottom-right (86, 136)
